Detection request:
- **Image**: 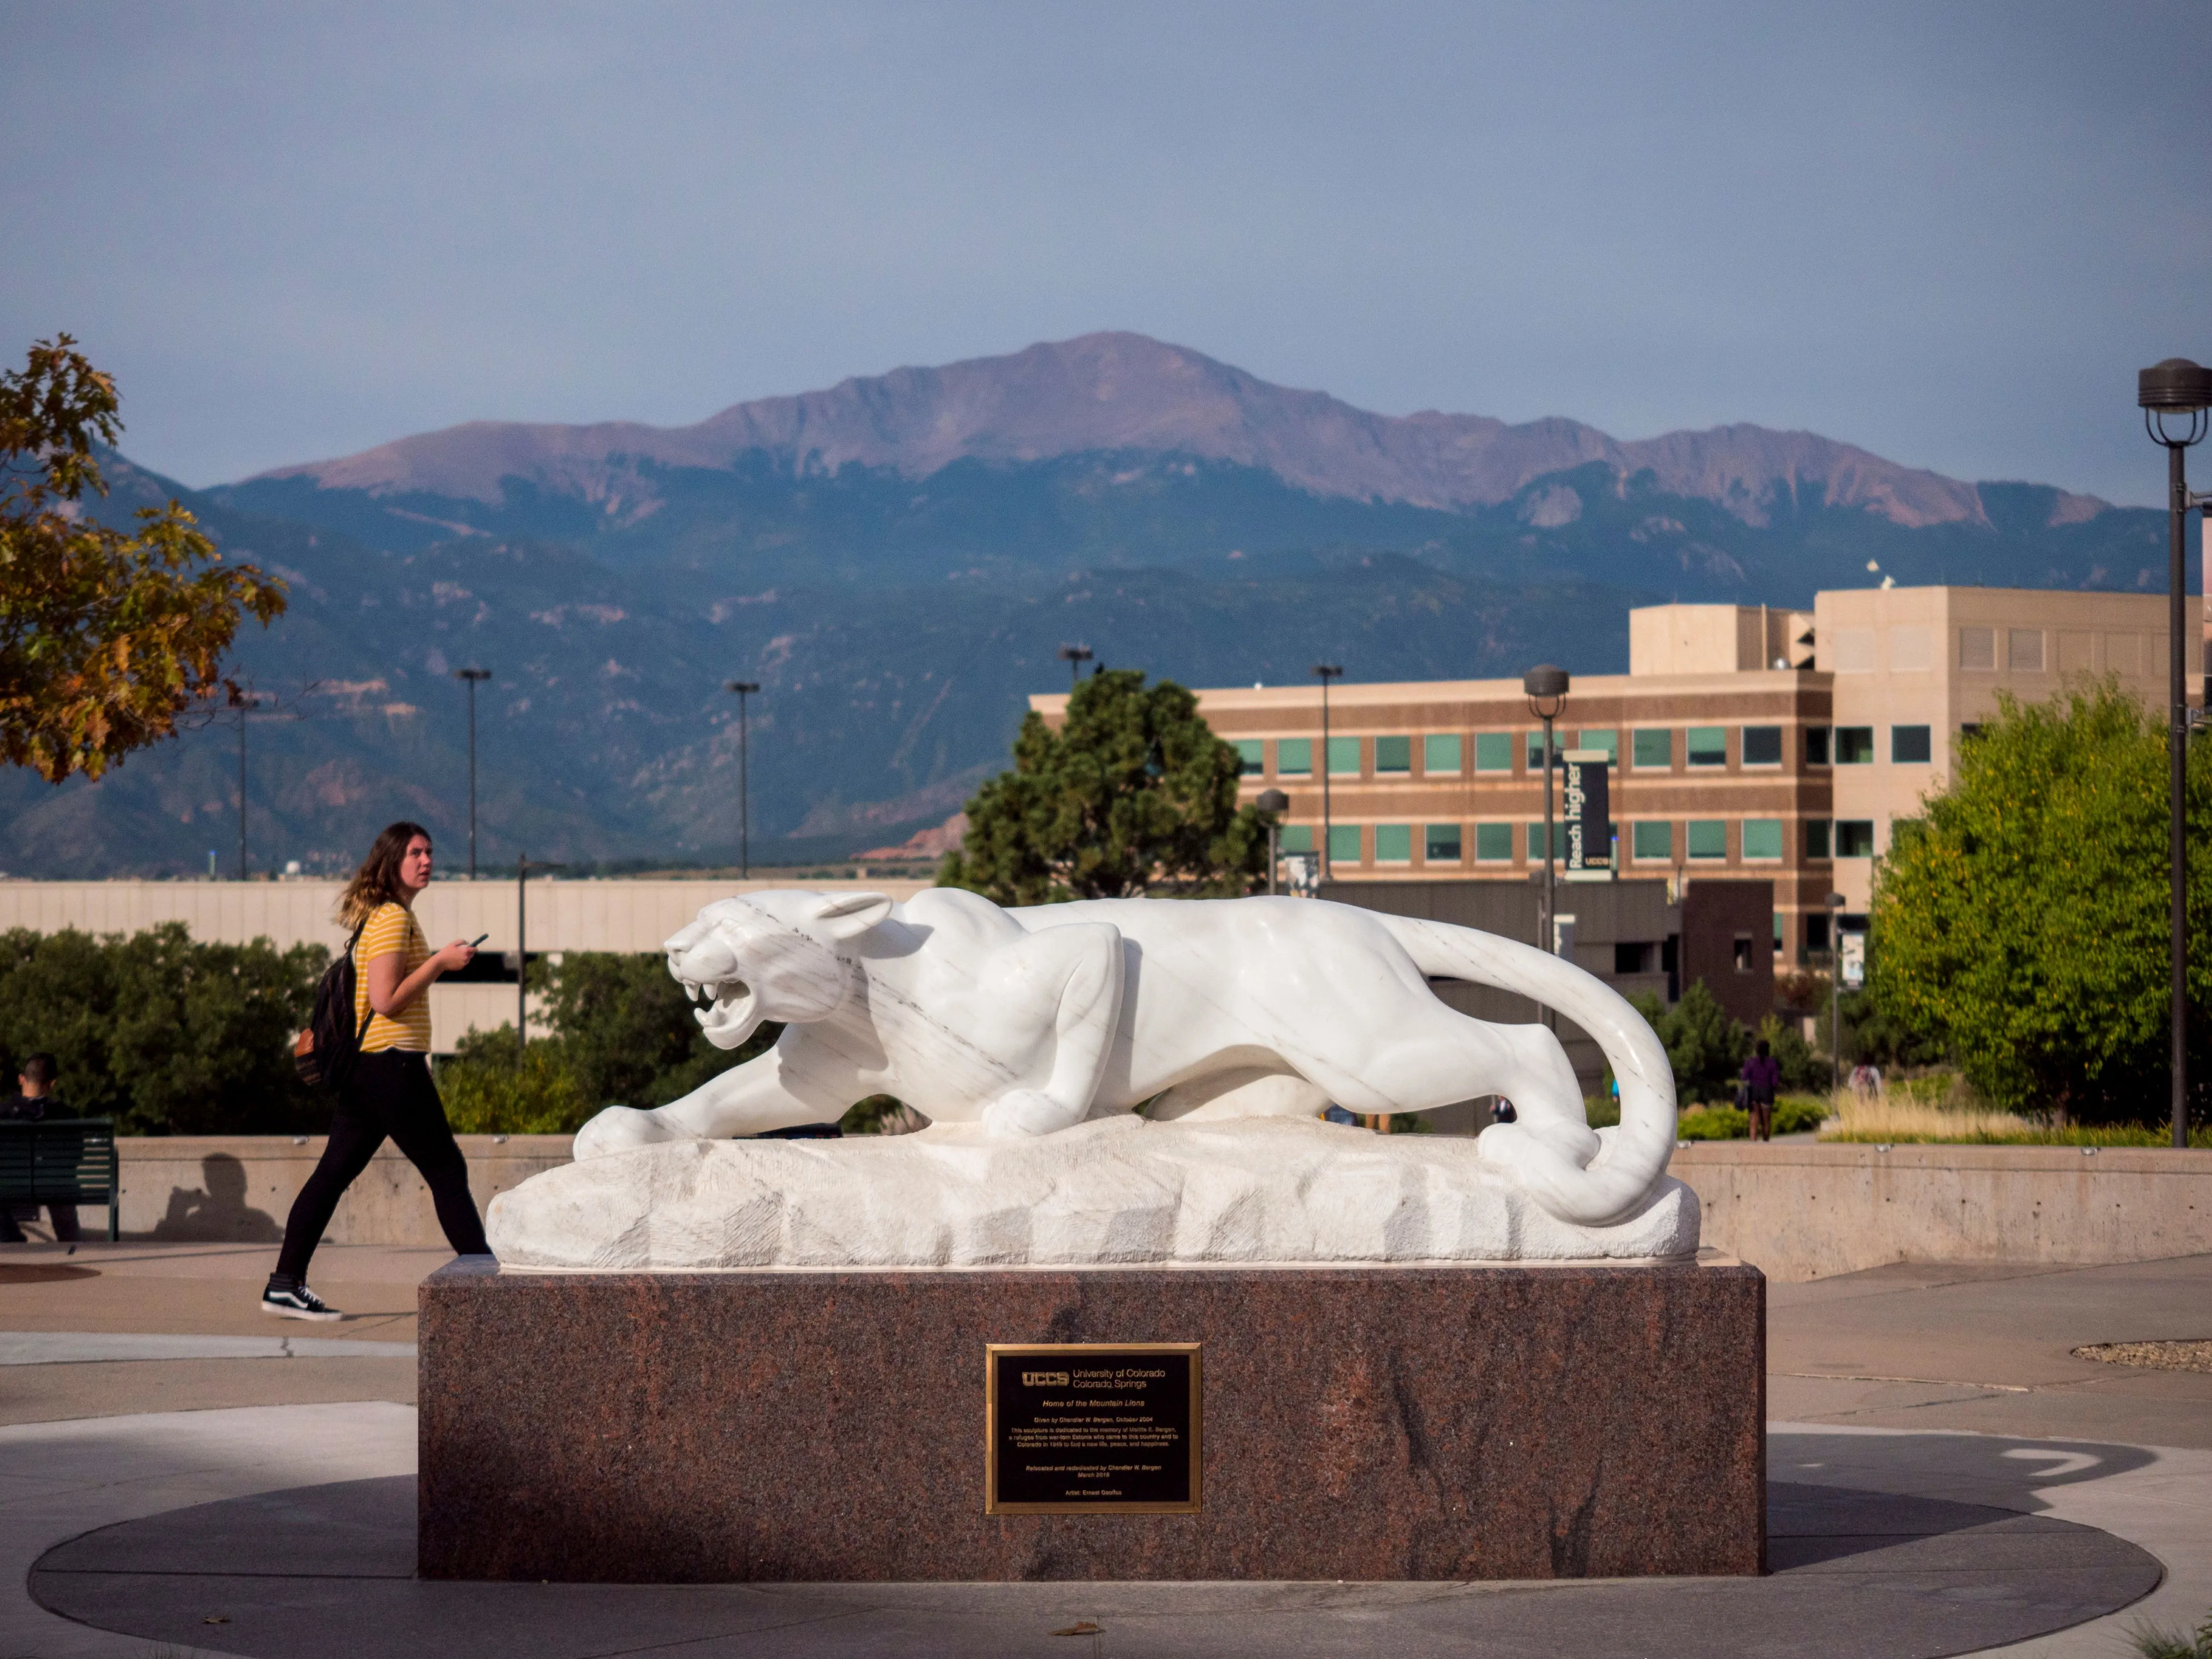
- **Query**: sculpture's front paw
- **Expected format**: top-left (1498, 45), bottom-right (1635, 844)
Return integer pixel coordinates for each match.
top-left (574, 1105), bottom-right (698, 1161)
top-left (981, 1088), bottom-right (1083, 1138)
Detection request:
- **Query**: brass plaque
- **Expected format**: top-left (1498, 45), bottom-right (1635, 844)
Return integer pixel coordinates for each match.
top-left (984, 1343), bottom-right (1201, 1514)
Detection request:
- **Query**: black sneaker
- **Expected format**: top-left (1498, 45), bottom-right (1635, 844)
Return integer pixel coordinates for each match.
top-left (261, 1282), bottom-right (343, 1322)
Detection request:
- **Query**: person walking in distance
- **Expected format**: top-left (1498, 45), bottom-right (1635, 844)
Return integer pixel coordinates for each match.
top-left (263, 822), bottom-right (489, 1320)
top-left (1739, 1038), bottom-right (1782, 1143)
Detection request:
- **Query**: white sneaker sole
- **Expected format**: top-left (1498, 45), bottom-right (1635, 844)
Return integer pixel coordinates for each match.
top-left (260, 1300), bottom-right (343, 1322)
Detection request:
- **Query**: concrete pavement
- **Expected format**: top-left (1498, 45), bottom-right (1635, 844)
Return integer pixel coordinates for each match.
top-left (1, 1242), bottom-right (2207, 1656)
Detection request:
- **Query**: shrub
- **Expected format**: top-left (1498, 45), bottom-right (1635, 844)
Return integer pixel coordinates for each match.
top-left (1678, 1105), bottom-right (1749, 1140)
top-left (1773, 1095), bottom-right (1830, 1136)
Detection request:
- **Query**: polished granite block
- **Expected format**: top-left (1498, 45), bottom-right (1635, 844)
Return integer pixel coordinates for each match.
top-left (418, 1258), bottom-right (1764, 1583)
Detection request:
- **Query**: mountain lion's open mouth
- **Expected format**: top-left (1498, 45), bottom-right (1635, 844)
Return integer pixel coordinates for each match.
top-left (681, 975), bottom-right (758, 1047)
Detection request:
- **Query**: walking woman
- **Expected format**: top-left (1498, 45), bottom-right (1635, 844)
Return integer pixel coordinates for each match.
top-left (263, 822), bottom-right (489, 1319)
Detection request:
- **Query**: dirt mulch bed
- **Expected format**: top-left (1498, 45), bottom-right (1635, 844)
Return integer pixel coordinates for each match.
top-left (2071, 1340), bottom-right (2212, 1373)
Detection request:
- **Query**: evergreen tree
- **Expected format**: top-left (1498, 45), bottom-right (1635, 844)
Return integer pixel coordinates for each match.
top-left (939, 668), bottom-right (1272, 904)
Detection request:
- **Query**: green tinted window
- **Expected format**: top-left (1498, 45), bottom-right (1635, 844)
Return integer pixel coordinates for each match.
top-left (1632, 728), bottom-right (1672, 768)
top-left (1233, 739), bottom-right (1263, 776)
top-left (1473, 732), bottom-right (1512, 772)
top-left (1803, 820), bottom-right (1831, 859)
top-left (1423, 733), bottom-right (1462, 774)
top-left (1575, 729), bottom-right (1619, 762)
top-left (1474, 822), bottom-right (1513, 861)
top-left (1632, 821), bottom-right (1672, 861)
top-left (1276, 738), bottom-right (1312, 775)
top-left (1374, 736), bottom-right (1411, 774)
top-left (1742, 818), bottom-right (1784, 860)
top-left (1834, 726), bottom-right (1875, 764)
top-left (1687, 727), bottom-right (1727, 767)
top-left (1425, 823), bottom-right (1462, 861)
top-left (1687, 819), bottom-right (1728, 859)
top-left (1373, 824), bottom-right (1412, 862)
top-left (1527, 822), bottom-right (1562, 858)
top-left (1278, 824), bottom-right (1313, 853)
top-left (1327, 736), bottom-right (1361, 775)
top-left (1328, 824), bottom-right (1362, 863)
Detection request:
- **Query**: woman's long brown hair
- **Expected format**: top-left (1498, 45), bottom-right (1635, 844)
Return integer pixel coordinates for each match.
top-left (337, 821), bottom-right (431, 928)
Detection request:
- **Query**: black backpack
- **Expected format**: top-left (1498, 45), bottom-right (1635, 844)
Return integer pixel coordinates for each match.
top-left (294, 919), bottom-right (373, 1089)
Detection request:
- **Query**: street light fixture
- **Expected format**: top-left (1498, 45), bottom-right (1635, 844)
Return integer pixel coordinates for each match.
top-left (1523, 665), bottom-right (1570, 958)
top-left (453, 669), bottom-right (491, 879)
top-left (1311, 665), bottom-right (1343, 880)
top-left (2139, 357), bottom-right (2212, 1151)
top-left (724, 681), bottom-right (762, 879)
top-left (1256, 787), bottom-right (1289, 895)
top-left (1057, 644), bottom-right (1094, 690)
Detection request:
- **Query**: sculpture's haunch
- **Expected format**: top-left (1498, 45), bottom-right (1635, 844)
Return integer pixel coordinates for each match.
top-left (571, 888), bottom-right (1679, 1229)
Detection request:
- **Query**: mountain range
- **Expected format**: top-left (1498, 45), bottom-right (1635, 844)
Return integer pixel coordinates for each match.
top-left (3, 333), bottom-right (2165, 878)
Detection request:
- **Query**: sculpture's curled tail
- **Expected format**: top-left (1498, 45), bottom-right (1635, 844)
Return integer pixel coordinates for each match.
top-left (1375, 914), bottom-right (1678, 1228)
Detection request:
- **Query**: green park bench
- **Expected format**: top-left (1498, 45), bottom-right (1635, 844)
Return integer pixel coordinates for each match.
top-left (0, 1119), bottom-right (121, 1242)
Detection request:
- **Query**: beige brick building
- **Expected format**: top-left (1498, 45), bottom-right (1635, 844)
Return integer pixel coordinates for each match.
top-left (1034, 583), bottom-right (2205, 964)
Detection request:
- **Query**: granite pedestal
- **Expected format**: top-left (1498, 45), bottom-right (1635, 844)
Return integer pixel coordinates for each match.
top-left (418, 1257), bottom-right (1764, 1582)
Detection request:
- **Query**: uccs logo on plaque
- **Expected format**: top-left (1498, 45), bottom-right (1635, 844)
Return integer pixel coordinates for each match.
top-left (1022, 1370), bottom-right (1070, 1388)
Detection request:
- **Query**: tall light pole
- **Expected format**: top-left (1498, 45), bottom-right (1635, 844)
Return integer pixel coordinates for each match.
top-left (454, 668), bottom-right (491, 879)
top-left (1058, 644), bottom-right (1093, 690)
top-left (1524, 666), bottom-right (1570, 957)
top-left (1257, 787), bottom-right (1289, 895)
top-left (232, 689), bottom-right (250, 879)
top-left (1826, 890), bottom-right (1849, 1095)
top-left (1312, 664), bottom-right (1343, 879)
top-left (2140, 357), bottom-right (2212, 1150)
top-left (725, 681), bottom-right (761, 879)
top-left (226, 686), bottom-right (273, 879)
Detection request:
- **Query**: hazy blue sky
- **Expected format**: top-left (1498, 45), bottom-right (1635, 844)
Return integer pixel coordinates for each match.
top-left (5, 1), bottom-right (2207, 503)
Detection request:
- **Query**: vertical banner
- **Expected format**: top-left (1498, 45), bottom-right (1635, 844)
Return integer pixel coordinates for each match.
top-left (1561, 749), bottom-right (1612, 879)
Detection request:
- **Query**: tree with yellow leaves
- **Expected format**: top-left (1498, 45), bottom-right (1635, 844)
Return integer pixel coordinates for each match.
top-left (1, 336), bottom-right (286, 783)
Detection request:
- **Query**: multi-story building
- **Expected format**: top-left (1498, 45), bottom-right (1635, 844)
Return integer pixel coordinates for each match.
top-left (1030, 584), bottom-right (2203, 964)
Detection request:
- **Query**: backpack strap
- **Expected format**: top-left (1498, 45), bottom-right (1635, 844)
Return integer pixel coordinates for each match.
top-left (347, 917), bottom-right (374, 1043)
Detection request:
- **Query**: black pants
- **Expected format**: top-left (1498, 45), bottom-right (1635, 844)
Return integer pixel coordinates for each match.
top-left (0, 1203), bottom-right (78, 1244)
top-left (274, 1051), bottom-right (488, 1282)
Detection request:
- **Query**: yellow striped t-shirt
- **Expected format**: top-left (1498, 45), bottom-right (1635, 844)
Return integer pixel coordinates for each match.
top-left (354, 901), bottom-right (432, 1053)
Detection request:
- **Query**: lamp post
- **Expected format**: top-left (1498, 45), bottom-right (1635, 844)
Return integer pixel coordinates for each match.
top-left (453, 668), bottom-right (491, 879)
top-left (2139, 357), bottom-right (2212, 1151)
top-left (1312, 664), bottom-right (1343, 879)
top-left (1523, 666), bottom-right (1570, 957)
top-left (225, 686), bottom-right (274, 880)
top-left (724, 681), bottom-right (761, 879)
top-left (1825, 890), bottom-right (1849, 1096)
top-left (1057, 644), bottom-right (1093, 690)
top-left (1257, 787), bottom-right (1289, 895)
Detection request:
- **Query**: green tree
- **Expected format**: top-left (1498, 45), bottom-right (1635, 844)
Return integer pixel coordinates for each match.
top-left (2, 336), bottom-right (285, 783)
top-left (939, 668), bottom-right (1271, 904)
top-left (1873, 681), bottom-right (2211, 1124)
top-left (436, 952), bottom-right (785, 1133)
top-left (0, 925), bottom-right (326, 1134)
top-left (1628, 980), bottom-right (1749, 1105)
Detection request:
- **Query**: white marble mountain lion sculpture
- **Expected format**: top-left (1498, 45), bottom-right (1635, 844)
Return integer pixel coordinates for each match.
top-left (572, 888), bottom-right (1678, 1229)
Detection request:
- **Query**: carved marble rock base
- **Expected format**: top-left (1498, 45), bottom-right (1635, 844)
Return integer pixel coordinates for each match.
top-left (486, 1116), bottom-right (1698, 1270)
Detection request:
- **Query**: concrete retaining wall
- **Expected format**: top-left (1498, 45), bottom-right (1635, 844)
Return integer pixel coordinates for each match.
top-left (1672, 1142), bottom-right (2212, 1281)
top-left (34, 1139), bottom-right (2210, 1279)
top-left (89, 1135), bottom-right (576, 1246)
